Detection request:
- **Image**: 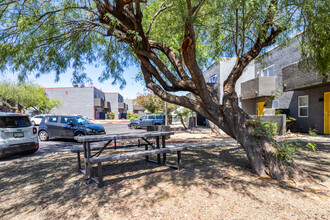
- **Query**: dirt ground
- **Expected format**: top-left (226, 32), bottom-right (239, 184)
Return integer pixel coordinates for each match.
top-left (0, 129), bottom-right (329, 219)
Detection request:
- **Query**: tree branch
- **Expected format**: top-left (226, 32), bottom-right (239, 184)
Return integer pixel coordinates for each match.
top-left (146, 2), bottom-right (173, 38)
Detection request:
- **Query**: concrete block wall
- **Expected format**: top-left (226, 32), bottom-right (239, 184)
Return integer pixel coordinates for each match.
top-left (45, 87), bottom-right (94, 119)
top-left (282, 62), bottom-right (330, 91)
top-left (251, 114), bottom-right (286, 135)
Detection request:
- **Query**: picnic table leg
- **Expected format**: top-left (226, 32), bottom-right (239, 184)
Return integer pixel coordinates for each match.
top-left (177, 151), bottom-right (182, 169)
top-left (86, 142), bottom-right (93, 180)
top-left (145, 144), bottom-right (149, 161)
top-left (97, 162), bottom-right (103, 187)
top-left (156, 136), bottom-right (161, 164)
top-left (162, 135), bottom-right (166, 165)
top-left (83, 142), bottom-right (88, 176)
top-left (77, 152), bottom-right (81, 172)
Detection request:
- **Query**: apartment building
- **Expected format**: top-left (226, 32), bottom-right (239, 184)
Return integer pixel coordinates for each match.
top-left (45, 87), bottom-right (128, 120)
top-left (104, 92), bottom-right (128, 119)
top-left (202, 33), bottom-right (329, 134)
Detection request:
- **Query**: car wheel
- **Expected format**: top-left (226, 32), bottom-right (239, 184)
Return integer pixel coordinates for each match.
top-left (74, 132), bottom-right (85, 137)
top-left (39, 130), bottom-right (49, 141)
top-left (154, 123), bottom-right (160, 126)
top-left (131, 123), bottom-right (137, 129)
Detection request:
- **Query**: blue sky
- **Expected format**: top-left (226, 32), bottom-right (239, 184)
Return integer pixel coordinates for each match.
top-left (3, 65), bottom-right (147, 99)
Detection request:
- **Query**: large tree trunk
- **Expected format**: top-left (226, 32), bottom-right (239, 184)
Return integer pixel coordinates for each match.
top-left (218, 93), bottom-right (307, 180)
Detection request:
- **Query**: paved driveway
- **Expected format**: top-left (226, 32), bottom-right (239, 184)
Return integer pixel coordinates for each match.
top-left (0, 123), bottom-right (145, 165)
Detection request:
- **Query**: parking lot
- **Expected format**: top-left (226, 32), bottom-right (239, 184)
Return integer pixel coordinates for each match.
top-left (0, 123), bottom-right (144, 165)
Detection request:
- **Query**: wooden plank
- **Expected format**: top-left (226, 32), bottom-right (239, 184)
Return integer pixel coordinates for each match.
top-left (70, 142), bottom-right (150, 153)
top-left (88, 146), bottom-right (187, 163)
top-left (75, 131), bottom-right (175, 143)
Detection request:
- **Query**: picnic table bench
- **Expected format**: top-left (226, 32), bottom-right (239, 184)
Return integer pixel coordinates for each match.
top-left (73, 131), bottom-right (188, 187)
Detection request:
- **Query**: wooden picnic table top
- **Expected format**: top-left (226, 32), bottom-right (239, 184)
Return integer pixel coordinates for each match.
top-left (75, 131), bottom-right (175, 143)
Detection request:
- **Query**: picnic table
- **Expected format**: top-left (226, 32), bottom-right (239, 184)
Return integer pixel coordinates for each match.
top-left (72, 131), bottom-right (187, 187)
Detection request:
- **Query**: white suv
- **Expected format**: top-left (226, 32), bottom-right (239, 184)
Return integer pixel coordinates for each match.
top-left (0, 113), bottom-right (39, 159)
top-left (30, 114), bottom-right (45, 125)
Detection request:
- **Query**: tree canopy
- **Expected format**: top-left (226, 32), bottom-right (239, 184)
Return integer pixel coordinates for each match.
top-left (0, 81), bottom-right (62, 113)
top-left (0, 0), bottom-right (328, 85)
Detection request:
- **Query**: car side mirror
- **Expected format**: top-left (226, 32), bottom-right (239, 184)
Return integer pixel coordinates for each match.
top-left (67, 122), bottom-right (74, 126)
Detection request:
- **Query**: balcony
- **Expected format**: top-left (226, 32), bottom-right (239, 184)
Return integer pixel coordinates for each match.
top-left (94, 98), bottom-right (105, 108)
top-left (282, 62), bottom-right (330, 91)
top-left (118, 102), bottom-right (128, 110)
top-left (241, 77), bottom-right (276, 100)
top-left (104, 101), bottom-right (111, 110)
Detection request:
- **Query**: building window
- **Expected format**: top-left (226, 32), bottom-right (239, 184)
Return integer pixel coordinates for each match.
top-left (209, 75), bottom-right (217, 83)
top-left (298, 95), bottom-right (308, 117)
top-left (272, 100), bottom-right (279, 109)
top-left (262, 65), bottom-right (275, 77)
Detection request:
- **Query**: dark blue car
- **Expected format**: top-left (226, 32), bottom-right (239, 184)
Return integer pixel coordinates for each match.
top-left (38, 115), bottom-right (106, 141)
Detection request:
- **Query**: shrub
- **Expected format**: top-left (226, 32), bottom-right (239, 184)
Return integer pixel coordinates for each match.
top-left (309, 128), bottom-right (317, 136)
top-left (262, 122), bottom-right (277, 137)
top-left (109, 112), bottom-right (115, 119)
top-left (275, 141), bottom-right (316, 163)
top-left (251, 117), bottom-right (277, 138)
top-left (129, 113), bottom-right (139, 121)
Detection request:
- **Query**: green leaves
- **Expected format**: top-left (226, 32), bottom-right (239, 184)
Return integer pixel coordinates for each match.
top-left (0, 81), bottom-right (62, 113)
top-left (275, 140), bottom-right (317, 163)
top-left (0, 0), bottom-right (328, 88)
top-left (133, 92), bottom-right (178, 114)
top-left (0, 0), bottom-right (133, 87)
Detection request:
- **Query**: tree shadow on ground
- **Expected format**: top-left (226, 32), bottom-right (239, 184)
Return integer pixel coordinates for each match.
top-left (0, 140), bottom-right (328, 219)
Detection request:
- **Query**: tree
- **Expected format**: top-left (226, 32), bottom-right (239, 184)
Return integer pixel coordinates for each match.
top-left (0, 0), bottom-right (328, 180)
top-left (0, 81), bottom-right (62, 113)
top-left (133, 92), bottom-right (178, 114)
top-left (174, 107), bottom-right (192, 129)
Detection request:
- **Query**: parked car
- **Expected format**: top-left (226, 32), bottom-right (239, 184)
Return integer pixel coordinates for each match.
top-left (0, 113), bottom-right (39, 159)
top-left (38, 115), bottom-right (106, 141)
top-left (128, 114), bottom-right (165, 129)
top-left (30, 114), bottom-right (45, 125)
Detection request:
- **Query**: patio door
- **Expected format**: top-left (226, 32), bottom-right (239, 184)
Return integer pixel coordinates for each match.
top-left (325, 92), bottom-right (330, 134)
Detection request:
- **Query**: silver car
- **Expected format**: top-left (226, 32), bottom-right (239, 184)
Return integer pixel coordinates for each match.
top-left (0, 113), bottom-right (39, 159)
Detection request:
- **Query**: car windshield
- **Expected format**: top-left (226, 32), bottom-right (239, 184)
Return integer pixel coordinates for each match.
top-left (74, 117), bottom-right (92, 125)
top-left (0, 116), bottom-right (32, 128)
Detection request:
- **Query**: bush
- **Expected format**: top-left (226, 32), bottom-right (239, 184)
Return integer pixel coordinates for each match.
top-left (262, 122), bottom-right (277, 137)
top-left (309, 129), bottom-right (317, 136)
top-left (275, 141), bottom-right (316, 163)
top-left (109, 112), bottom-right (115, 119)
top-left (251, 117), bottom-right (278, 138)
top-left (129, 113), bottom-right (139, 121)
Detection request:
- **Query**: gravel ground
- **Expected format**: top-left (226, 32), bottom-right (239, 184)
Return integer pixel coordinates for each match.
top-left (0, 130), bottom-right (329, 219)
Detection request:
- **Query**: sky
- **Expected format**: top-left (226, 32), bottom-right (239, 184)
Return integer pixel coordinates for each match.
top-left (3, 65), bottom-right (147, 99)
